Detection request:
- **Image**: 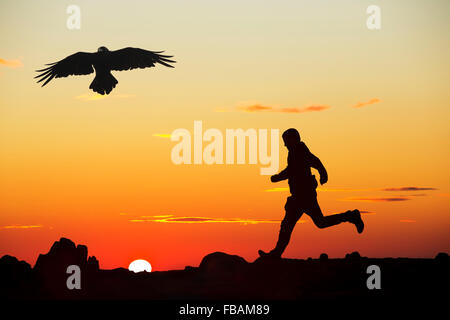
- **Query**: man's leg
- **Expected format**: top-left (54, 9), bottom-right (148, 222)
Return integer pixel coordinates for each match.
top-left (260, 197), bottom-right (303, 258)
top-left (305, 196), bottom-right (364, 232)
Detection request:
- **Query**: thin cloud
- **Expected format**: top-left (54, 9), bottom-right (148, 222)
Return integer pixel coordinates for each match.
top-left (265, 187), bottom-right (289, 192)
top-left (152, 133), bottom-right (172, 138)
top-left (328, 210), bottom-right (374, 215)
top-left (280, 105), bottom-right (330, 113)
top-left (1, 225), bottom-right (43, 229)
top-left (399, 219), bottom-right (416, 223)
top-left (264, 187), bottom-right (371, 192)
top-left (342, 197), bottom-right (410, 202)
top-left (239, 104), bottom-right (273, 112)
top-left (382, 187), bottom-right (437, 191)
top-left (0, 58), bottom-right (23, 68)
top-left (129, 214), bottom-right (287, 225)
top-left (353, 98), bottom-right (381, 108)
top-left (226, 103), bottom-right (331, 114)
top-left (165, 217), bottom-right (216, 222)
top-left (265, 186), bottom-right (436, 193)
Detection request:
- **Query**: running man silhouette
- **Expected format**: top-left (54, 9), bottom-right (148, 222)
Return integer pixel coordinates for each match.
top-left (259, 128), bottom-right (364, 259)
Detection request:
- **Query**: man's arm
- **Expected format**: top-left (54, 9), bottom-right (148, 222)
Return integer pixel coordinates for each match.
top-left (309, 153), bottom-right (328, 185)
top-left (271, 167), bottom-right (289, 182)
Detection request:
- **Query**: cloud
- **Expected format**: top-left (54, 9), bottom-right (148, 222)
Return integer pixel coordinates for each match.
top-left (281, 105), bottom-right (330, 113)
top-left (1, 225), bottom-right (43, 229)
top-left (164, 217), bottom-right (216, 222)
top-left (352, 98), bottom-right (381, 108)
top-left (342, 197), bottom-right (411, 202)
top-left (382, 187), bottom-right (437, 191)
top-left (265, 187), bottom-right (289, 192)
top-left (129, 214), bottom-right (287, 225)
top-left (0, 58), bottom-right (23, 68)
top-left (225, 103), bottom-right (331, 114)
top-left (152, 133), bottom-right (172, 138)
top-left (239, 104), bottom-right (273, 112)
top-left (265, 186), bottom-right (437, 193)
top-left (328, 210), bottom-right (374, 215)
top-left (264, 187), bottom-right (371, 192)
top-left (360, 210), bottom-right (376, 215)
top-left (399, 219), bottom-right (416, 223)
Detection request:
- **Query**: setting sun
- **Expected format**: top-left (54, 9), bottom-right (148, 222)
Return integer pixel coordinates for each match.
top-left (128, 259), bottom-right (152, 273)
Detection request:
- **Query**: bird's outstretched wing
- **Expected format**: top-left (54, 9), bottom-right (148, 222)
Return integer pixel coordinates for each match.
top-left (35, 52), bottom-right (94, 86)
top-left (106, 47), bottom-right (175, 71)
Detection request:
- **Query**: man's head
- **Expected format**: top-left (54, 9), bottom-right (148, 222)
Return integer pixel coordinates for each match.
top-left (282, 128), bottom-right (301, 150)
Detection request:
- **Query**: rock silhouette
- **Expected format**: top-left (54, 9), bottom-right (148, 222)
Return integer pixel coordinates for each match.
top-left (435, 252), bottom-right (449, 263)
top-left (0, 255), bottom-right (34, 298)
top-left (199, 252), bottom-right (248, 274)
top-left (18, 238), bottom-right (99, 298)
top-left (345, 251), bottom-right (363, 260)
top-left (1, 238), bottom-right (448, 301)
top-left (319, 253), bottom-right (329, 261)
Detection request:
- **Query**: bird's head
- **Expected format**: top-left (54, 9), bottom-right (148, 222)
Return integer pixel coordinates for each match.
top-left (97, 46), bottom-right (109, 53)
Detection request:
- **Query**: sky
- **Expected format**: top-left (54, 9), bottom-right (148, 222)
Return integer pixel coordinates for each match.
top-left (0, 0), bottom-right (449, 271)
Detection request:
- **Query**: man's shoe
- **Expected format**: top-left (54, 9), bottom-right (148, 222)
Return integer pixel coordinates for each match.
top-left (349, 209), bottom-right (364, 234)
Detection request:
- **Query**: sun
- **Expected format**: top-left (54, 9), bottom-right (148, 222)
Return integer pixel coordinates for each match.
top-left (128, 259), bottom-right (152, 273)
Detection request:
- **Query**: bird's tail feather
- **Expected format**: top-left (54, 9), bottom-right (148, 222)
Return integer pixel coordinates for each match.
top-left (89, 72), bottom-right (118, 95)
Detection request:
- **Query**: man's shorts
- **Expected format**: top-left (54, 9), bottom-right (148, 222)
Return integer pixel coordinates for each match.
top-left (284, 191), bottom-right (320, 218)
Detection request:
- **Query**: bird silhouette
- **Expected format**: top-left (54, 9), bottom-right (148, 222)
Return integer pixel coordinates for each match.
top-left (35, 46), bottom-right (175, 95)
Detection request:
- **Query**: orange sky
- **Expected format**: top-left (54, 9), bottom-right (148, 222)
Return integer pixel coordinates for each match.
top-left (0, 0), bottom-right (449, 271)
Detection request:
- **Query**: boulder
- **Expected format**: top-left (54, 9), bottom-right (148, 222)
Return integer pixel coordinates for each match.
top-left (0, 255), bottom-right (33, 297)
top-left (345, 251), bottom-right (362, 260)
top-left (435, 252), bottom-right (449, 263)
top-left (319, 253), bottom-right (329, 261)
top-left (199, 252), bottom-right (247, 274)
top-left (33, 237), bottom-right (99, 297)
